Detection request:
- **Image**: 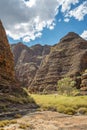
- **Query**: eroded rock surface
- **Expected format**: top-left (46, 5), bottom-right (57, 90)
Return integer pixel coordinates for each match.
top-left (30, 32), bottom-right (87, 92)
top-left (11, 43), bottom-right (51, 87)
top-left (0, 20), bottom-right (27, 94)
top-left (0, 20), bottom-right (17, 92)
top-left (11, 32), bottom-right (87, 92)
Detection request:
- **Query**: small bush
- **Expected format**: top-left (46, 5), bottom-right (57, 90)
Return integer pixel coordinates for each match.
top-left (64, 107), bottom-right (76, 115)
top-left (19, 123), bottom-right (30, 129)
top-left (57, 106), bottom-right (76, 115)
top-left (57, 105), bottom-right (66, 113)
top-left (78, 107), bottom-right (87, 114)
top-left (0, 120), bottom-right (17, 127)
top-left (0, 120), bottom-right (9, 127)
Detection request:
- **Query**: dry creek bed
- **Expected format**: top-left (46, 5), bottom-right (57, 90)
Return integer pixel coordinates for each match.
top-left (1, 111), bottom-right (87, 130)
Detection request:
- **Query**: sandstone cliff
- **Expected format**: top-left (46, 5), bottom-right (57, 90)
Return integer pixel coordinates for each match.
top-left (0, 20), bottom-right (26, 94)
top-left (0, 20), bottom-right (16, 92)
top-left (11, 43), bottom-right (51, 87)
top-left (30, 32), bottom-right (87, 92)
top-left (11, 32), bottom-right (87, 93)
top-left (0, 20), bottom-right (37, 114)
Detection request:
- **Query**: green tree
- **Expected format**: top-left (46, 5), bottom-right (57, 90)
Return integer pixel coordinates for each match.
top-left (57, 77), bottom-right (77, 96)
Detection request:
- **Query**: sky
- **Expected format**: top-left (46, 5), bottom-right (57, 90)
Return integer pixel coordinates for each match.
top-left (0, 0), bottom-right (87, 46)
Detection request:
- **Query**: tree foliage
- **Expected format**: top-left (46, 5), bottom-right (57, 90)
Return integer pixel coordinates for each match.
top-left (57, 77), bottom-right (78, 96)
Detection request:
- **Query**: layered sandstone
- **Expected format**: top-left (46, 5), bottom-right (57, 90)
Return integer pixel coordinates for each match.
top-left (0, 20), bottom-right (16, 92)
top-left (11, 32), bottom-right (87, 93)
top-left (11, 43), bottom-right (50, 87)
top-left (30, 32), bottom-right (87, 92)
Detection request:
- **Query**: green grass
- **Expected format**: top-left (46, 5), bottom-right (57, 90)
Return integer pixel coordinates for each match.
top-left (31, 94), bottom-right (87, 115)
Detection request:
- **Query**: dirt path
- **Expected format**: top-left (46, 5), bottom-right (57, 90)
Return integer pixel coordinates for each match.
top-left (2, 111), bottom-right (87, 130)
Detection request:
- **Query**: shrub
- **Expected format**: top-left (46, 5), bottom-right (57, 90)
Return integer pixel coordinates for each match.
top-left (0, 120), bottom-right (17, 127)
top-left (64, 107), bottom-right (76, 115)
top-left (19, 123), bottom-right (32, 129)
top-left (57, 77), bottom-right (78, 96)
top-left (57, 105), bottom-right (66, 113)
top-left (0, 120), bottom-right (9, 127)
top-left (57, 106), bottom-right (76, 115)
top-left (78, 107), bottom-right (87, 114)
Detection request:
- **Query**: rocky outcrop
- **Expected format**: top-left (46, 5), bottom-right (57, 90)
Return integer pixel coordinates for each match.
top-left (0, 20), bottom-right (25, 94)
top-left (0, 20), bottom-right (37, 115)
top-left (11, 43), bottom-right (51, 87)
top-left (30, 32), bottom-right (87, 92)
top-left (0, 20), bottom-right (15, 92)
top-left (80, 70), bottom-right (87, 91)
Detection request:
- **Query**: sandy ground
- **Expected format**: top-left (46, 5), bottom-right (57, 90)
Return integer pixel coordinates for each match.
top-left (2, 111), bottom-right (87, 130)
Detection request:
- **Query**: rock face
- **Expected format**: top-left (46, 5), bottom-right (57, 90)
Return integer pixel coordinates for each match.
top-left (0, 20), bottom-right (14, 91)
top-left (0, 20), bottom-right (23, 93)
top-left (30, 32), bottom-right (87, 92)
top-left (11, 43), bottom-right (51, 87)
top-left (80, 70), bottom-right (87, 91)
top-left (11, 32), bottom-right (87, 92)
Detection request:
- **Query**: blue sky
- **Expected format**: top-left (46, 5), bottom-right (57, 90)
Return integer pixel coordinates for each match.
top-left (0, 0), bottom-right (87, 46)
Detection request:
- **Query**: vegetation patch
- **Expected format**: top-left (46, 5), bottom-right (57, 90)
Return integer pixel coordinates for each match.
top-left (31, 94), bottom-right (87, 115)
top-left (19, 123), bottom-right (30, 129)
top-left (57, 77), bottom-right (79, 96)
top-left (0, 119), bottom-right (17, 127)
top-left (78, 107), bottom-right (87, 115)
top-left (19, 123), bottom-right (34, 129)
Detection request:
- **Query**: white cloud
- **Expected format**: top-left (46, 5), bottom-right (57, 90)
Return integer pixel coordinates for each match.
top-left (23, 32), bottom-right (42, 42)
top-left (47, 20), bottom-right (56, 30)
top-left (58, 0), bottom-right (79, 12)
top-left (0, 0), bottom-right (59, 42)
top-left (64, 18), bottom-right (70, 22)
top-left (66, 1), bottom-right (87, 21)
top-left (25, 0), bottom-right (36, 8)
top-left (81, 30), bottom-right (87, 40)
top-left (0, 0), bottom-right (87, 43)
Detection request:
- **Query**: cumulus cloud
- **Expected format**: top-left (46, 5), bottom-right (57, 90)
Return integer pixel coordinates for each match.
top-left (0, 0), bottom-right (59, 42)
top-left (25, 0), bottom-right (36, 8)
top-left (0, 0), bottom-right (87, 42)
top-left (66, 1), bottom-right (87, 21)
top-left (64, 18), bottom-right (70, 22)
top-left (59, 0), bottom-right (79, 12)
top-left (81, 30), bottom-right (87, 40)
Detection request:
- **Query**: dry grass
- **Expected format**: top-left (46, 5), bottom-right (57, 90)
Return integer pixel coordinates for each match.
top-left (31, 94), bottom-right (87, 115)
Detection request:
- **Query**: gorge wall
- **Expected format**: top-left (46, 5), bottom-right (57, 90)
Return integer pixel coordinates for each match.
top-left (0, 20), bottom-right (25, 94)
top-left (11, 32), bottom-right (87, 92)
